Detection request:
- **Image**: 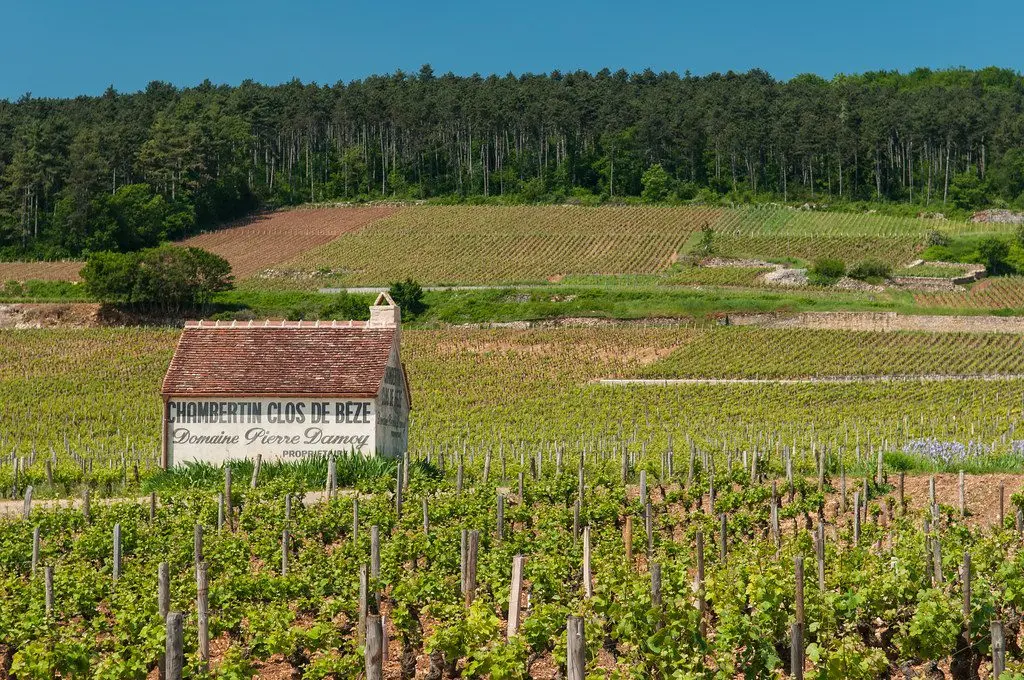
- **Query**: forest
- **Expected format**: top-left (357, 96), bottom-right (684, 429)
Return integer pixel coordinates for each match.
top-left (3, 66), bottom-right (1024, 259)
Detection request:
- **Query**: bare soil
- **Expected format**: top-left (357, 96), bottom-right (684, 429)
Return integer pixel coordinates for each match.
top-left (182, 205), bottom-right (400, 279)
top-left (0, 260), bottom-right (84, 282)
top-left (0, 302), bottom-right (100, 328)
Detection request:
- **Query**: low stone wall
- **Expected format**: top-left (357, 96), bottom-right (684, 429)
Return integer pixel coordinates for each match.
top-left (724, 311), bottom-right (1024, 334)
top-left (889, 277), bottom-right (963, 292)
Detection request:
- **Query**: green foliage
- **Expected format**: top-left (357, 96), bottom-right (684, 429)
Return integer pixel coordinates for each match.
top-left (809, 257), bottom-right (846, 285)
top-left (388, 277), bottom-right (426, 317)
top-left (978, 236), bottom-right (1011, 273)
top-left (81, 244), bottom-right (233, 310)
top-left (641, 164), bottom-right (672, 203)
top-left (896, 589), bottom-right (961, 661)
top-left (696, 223), bottom-right (715, 256)
top-left (926, 229), bottom-right (952, 247)
top-left (950, 169), bottom-right (989, 211)
top-left (8, 68), bottom-right (1024, 261)
top-left (847, 258), bottom-right (892, 281)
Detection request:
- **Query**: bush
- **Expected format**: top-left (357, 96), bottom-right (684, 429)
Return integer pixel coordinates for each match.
top-left (847, 259), bottom-right (892, 282)
top-left (81, 245), bottom-right (233, 311)
top-left (388, 278), bottom-right (427, 318)
top-left (977, 237), bottom-right (1011, 273)
top-left (926, 230), bottom-right (951, 247)
top-left (696, 223), bottom-right (715, 256)
top-left (809, 258), bottom-right (846, 285)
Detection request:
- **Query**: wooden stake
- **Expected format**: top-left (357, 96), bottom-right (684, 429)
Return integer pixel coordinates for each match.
top-left (281, 528), bottom-right (289, 576)
top-left (507, 555), bottom-right (525, 638)
top-left (962, 553), bottom-right (971, 618)
top-left (197, 562), bottom-right (209, 669)
top-left (719, 513), bottom-right (727, 563)
top-left (31, 526), bottom-right (39, 576)
top-left (158, 562), bottom-right (170, 619)
top-left (165, 612), bottom-right (184, 680)
top-left (791, 622), bottom-right (804, 680)
top-left (224, 468), bottom-right (233, 532)
top-left (370, 525), bottom-right (380, 578)
top-left (497, 494), bottom-right (505, 540)
top-left (358, 564), bottom-right (368, 643)
top-left (112, 523), bottom-right (121, 584)
top-left (650, 562), bottom-right (662, 609)
top-left (365, 614), bottom-right (383, 680)
top-left (250, 453), bottom-right (262, 489)
top-left (794, 555), bottom-right (805, 625)
top-left (992, 620), bottom-right (1006, 679)
top-left (464, 530), bottom-right (479, 607)
top-left (898, 472), bottom-right (904, 515)
top-left (624, 516), bottom-right (633, 566)
top-left (583, 526), bottom-right (593, 598)
top-left (566, 615), bottom-right (585, 680)
top-left (645, 502), bottom-right (653, 561)
top-left (353, 498), bottom-right (360, 540)
top-left (44, 565), bottom-right (53, 618)
top-left (193, 523), bottom-right (203, 577)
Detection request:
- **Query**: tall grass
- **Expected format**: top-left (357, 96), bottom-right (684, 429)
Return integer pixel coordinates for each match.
top-left (143, 453), bottom-right (397, 493)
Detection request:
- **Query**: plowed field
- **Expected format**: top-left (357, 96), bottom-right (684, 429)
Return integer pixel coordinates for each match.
top-left (0, 260), bottom-right (84, 282)
top-left (179, 205), bottom-right (400, 278)
top-left (0, 206), bottom-right (399, 283)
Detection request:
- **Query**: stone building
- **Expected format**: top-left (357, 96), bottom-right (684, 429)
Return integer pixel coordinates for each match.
top-left (160, 293), bottom-right (410, 466)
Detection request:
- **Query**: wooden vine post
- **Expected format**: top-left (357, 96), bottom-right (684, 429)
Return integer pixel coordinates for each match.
top-left (566, 616), bottom-right (585, 680)
top-left (507, 555), bottom-right (526, 638)
top-left (792, 555), bottom-right (805, 680)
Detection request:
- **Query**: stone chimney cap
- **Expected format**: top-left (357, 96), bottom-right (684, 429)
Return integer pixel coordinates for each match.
top-left (373, 291), bottom-right (397, 307)
top-left (368, 291), bottom-right (401, 328)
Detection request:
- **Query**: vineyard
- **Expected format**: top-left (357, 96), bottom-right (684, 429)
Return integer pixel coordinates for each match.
top-left (4, 448), bottom-right (1024, 677)
top-left (5, 321), bottom-right (1024, 677)
top-left (273, 205), bottom-right (718, 287)
top-left (705, 234), bottom-right (923, 268)
top-left (637, 328), bottom-right (1024, 379)
top-left (264, 204), bottom-right (1008, 288)
top-left (915, 278), bottom-right (1024, 311)
top-left (665, 266), bottom-right (774, 287)
top-left (4, 326), bottom-right (1024, 489)
top-left (0, 206), bottom-right (399, 284)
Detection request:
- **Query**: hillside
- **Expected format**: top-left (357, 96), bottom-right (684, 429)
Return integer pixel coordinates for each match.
top-left (0, 205), bottom-right (400, 283)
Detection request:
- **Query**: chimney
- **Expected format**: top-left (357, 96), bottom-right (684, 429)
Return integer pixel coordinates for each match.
top-left (368, 292), bottom-right (401, 330)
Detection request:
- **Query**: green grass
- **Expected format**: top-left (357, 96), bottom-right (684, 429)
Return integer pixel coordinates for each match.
top-left (142, 454), bottom-right (403, 493)
top-left (892, 264), bottom-right (974, 278)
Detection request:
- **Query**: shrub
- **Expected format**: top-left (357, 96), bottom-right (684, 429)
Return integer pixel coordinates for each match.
top-left (81, 245), bottom-right (233, 311)
top-left (976, 237), bottom-right (1011, 273)
top-left (696, 223), bottom-right (715, 255)
top-left (388, 278), bottom-right (427, 318)
top-left (809, 258), bottom-right (845, 285)
top-left (926, 230), bottom-right (951, 247)
top-left (848, 259), bottom-right (892, 282)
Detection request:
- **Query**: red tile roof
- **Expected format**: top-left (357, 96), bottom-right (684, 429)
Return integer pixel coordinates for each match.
top-left (162, 320), bottom-right (397, 397)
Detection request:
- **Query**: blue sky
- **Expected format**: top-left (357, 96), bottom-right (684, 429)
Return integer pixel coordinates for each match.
top-left (3, 0), bottom-right (1020, 100)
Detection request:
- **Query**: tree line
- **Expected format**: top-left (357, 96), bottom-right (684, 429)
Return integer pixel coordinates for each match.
top-left (4, 65), bottom-right (1024, 259)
